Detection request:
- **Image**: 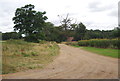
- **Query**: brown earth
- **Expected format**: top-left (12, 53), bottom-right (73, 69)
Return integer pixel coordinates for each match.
top-left (3, 44), bottom-right (118, 79)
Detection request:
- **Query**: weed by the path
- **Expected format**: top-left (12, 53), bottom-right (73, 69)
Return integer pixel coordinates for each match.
top-left (2, 40), bottom-right (59, 74)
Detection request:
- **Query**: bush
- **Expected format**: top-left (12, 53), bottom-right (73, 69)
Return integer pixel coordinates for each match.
top-left (24, 36), bottom-right (39, 43)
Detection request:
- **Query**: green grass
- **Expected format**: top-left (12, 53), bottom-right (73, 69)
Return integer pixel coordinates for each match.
top-left (2, 40), bottom-right (59, 74)
top-left (73, 45), bottom-right (119, 58)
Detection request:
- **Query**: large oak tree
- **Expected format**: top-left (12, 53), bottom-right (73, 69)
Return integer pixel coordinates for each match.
top-left (13, 4), bottom-right (47, 42)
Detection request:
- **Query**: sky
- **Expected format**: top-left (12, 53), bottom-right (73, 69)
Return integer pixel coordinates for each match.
top-left (0, 0), bottom-right (119, 33)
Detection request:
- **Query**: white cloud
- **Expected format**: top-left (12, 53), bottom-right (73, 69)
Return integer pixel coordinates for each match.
top-left (0, 0), bottom-right (119, 33)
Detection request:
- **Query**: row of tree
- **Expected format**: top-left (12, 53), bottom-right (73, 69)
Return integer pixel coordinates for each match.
top-left (1, 4), bottom-right (120, 42)
top-left (2, 22), bottom-right (120, 42)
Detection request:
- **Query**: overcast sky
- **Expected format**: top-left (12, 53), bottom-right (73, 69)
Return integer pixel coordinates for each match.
top-left (0, 0), bottom-right (119, 33)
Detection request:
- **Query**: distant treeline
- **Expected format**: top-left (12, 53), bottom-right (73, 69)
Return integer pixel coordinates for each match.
top-left (1, 4), bottom-right (120, 42)
top-left (1, 24), bottom-right (120, 42)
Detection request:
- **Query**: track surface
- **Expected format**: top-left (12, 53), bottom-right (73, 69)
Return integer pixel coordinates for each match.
top-left (3, 44), bottom-right (118, 79)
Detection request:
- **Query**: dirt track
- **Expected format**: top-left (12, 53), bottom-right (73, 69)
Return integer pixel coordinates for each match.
top-left (3, 44), bottom-right (118, 79)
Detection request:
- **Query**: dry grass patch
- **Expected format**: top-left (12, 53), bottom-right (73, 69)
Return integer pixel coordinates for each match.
top-left (2, 40), bottom-right (59, 74)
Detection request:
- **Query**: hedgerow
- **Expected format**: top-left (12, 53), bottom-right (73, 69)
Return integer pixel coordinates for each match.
top-left (78, 39), bottom-right (119, 49)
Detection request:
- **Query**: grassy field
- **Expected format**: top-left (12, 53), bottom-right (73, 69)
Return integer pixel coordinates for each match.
top-left (73, 45), bottom-right (119, 58)
top-left (2, 40), bottom-right (59, 74)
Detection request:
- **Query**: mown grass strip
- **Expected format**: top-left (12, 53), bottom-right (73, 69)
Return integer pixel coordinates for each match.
top-left (73, 45), bottom-right (119, 58)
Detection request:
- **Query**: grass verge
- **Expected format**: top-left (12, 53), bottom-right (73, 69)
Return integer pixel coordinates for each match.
top-left (2, 40), bottom-right (59, 74)
top-left (73, 45), bottom-right (119, 58)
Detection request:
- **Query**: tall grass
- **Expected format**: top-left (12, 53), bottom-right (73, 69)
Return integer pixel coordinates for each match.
top-left (2, 40), bottom-right (59, 74)
top-left (65, 39), bottom-right (119, 58)
top-left (78, 39), bottom-right (120, 49)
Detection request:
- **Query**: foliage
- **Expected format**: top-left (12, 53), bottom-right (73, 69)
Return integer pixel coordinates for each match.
top-left (39, 22), bottom-right (65, 43)
top-left (112, 27), bottom-right (120, 38)
top-left (78, 39), bottom-right (120, 49)
top-left (83, 28), bottom-right (119, 40)
top-left (66, 39), bottom-right (119, 49)
top-left (0, 32), bottom-right (2, 40)
top-left (12, 4), bottom-right (47, 42)
top-left (66, 41), bottom-right (119, 58)
top-left (2, 32), bottom-right (22, 40)
top-left (74, 23), bottom-right (86, 41)
top-left (3, 4), bottom-right (119, 42)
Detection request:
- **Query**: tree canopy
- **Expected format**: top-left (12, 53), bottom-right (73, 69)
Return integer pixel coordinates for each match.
top-left (7, 4), bottom-right (119, 42)
top-left (13, 4), bottom-right (47, 42)
top-left (74, 23), bottom-right (86, 41)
